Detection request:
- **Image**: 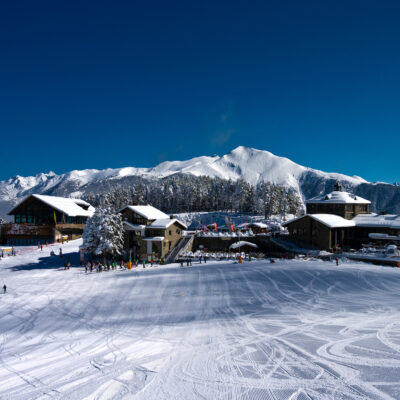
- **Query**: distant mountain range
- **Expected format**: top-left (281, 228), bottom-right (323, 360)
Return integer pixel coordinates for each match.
top-left (1, 146), bottom-right (399, 219)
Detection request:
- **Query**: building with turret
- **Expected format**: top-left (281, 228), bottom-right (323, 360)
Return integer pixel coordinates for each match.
top-left (306, 182), bottom-right (370, 219)
top-left (283, 182), bottom-right (400, 251)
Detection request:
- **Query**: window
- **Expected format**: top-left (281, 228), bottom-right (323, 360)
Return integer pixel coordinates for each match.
top-left (169, 230), bottom-right (172, 235)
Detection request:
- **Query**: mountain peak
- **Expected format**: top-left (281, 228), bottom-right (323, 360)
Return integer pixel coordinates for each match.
top-left (0, 146), bottom-right (390, 219)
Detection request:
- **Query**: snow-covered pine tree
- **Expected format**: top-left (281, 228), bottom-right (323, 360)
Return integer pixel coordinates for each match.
top-left (82, 206), bottom-right (124, 261)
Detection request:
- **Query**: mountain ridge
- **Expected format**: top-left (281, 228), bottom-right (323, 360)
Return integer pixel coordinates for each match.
top-left (0, 146), bottom-right (398, 218)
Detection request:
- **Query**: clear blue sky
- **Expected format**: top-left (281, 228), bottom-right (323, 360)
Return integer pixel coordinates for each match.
top-left (1, 1), bottom-right (400, 183)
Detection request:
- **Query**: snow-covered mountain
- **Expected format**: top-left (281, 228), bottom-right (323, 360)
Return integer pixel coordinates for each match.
top-left (0, 146), bottom-right (399, 218)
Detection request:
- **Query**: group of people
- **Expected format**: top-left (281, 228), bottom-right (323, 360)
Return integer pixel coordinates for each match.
top-left (85, 260), bottom-right (120, 273)
top-left (84, 258), bottom-right (165, 273)
top-left (179, 255), bottom-right (208, 267)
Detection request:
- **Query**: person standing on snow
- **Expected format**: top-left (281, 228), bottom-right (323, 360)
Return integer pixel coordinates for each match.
top-left (3, 284), bottom-right (7, 294)
top-left (59, 248), bottom-right (63, 258)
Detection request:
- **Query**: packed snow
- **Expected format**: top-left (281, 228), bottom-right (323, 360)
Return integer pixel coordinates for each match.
top-left (1, 240), bottom-right (400, 399)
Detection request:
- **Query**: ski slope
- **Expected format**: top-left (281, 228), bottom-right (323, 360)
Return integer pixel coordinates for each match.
top-left (1, 240), bottom-right (400, 399)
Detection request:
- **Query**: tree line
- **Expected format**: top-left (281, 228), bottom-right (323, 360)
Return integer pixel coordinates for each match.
top-left (83, 175), bottom-right (303, 217)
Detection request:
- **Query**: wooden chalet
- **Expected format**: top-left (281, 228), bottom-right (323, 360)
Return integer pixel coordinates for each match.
top-left (118, 205), bottom-right (187, 260)
top-left (2, 194), bottom-right (95, 245)
top-left (284, 182), bottom-right (400, 251)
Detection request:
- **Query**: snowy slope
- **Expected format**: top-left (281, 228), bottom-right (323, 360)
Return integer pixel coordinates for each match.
top-left (1, 146), bottom-right (398, 217)
top-left (1, 240), bottom-right (400, 399)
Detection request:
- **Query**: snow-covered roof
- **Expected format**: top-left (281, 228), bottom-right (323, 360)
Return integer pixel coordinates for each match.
top-left (284, 214), bottom-right (355, 229)
top-left (9, 194), bottom-right (95, 217)
top-left (142, 236), bottom-right (165, 241)
top-left (249, 222), bottom-right (269, 229)
top-left (307, 191), bottom-right (370, 204)
top-left (229, 241), bottom-right (258, 249)
top-left (123, 221), bottom-right (146, 231)
top-left (117, 205), bottom-right (169, 220)
top-left (148, 218), bottom-right (187, 229)
top-left (353, 213), bottom-right (400, 229)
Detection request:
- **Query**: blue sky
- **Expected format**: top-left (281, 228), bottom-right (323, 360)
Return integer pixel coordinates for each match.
top-left (1, 1), bottom-right (400, 183)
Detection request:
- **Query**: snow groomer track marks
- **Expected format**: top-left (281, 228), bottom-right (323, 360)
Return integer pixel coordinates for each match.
top-left (1, 239), bottom-right (400, 399)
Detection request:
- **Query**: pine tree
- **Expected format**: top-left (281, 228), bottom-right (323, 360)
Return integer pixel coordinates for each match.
top-left (82, 206), bottom-right (124, 261)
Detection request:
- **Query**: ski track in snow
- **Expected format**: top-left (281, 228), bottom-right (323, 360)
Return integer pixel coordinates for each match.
top-left (1, 240), bottom-right (400, 399)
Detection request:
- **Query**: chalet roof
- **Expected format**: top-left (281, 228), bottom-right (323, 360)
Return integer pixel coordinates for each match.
top-left (117, 205), bottom-right (169, 220)
top-left (307, 191), bottom-right (371, 205)
top-left (353, 213), bottom-right (400, 229)
top-left (122, 221), bottom-right (146, 231)
top-left (284, 214), bottom-right (356, 229)
top-left (8, 194), bottom-right (95, 217)
top-left (148, 218), bottom-right (187, 229)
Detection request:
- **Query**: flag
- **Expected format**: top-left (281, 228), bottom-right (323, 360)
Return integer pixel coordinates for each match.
top-left (53, 211), bottom-right (57, 225)
top-left (214, 222), bottom-right (217, 231)
top-left (230, 224), bottom-right (234, 232)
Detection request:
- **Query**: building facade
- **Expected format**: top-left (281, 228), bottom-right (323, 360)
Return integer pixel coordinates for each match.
top-left (1, 194), bottom-right (95, 245)
top-left (118, 205), bottom-right (187, 260)
top-left (284, 183), bottom-right (400, 251)
top-left (306, 182), bottom-right (370, 219)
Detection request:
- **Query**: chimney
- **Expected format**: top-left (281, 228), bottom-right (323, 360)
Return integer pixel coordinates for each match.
top-left (334, 181), bottom-right (342, 192)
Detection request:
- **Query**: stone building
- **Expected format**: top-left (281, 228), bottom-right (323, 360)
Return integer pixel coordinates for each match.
top-left (283, 214), bottom-right (355, 250)
top-left (284, 182), bottom-right (400, 251)
top-left (118, 205), bottom-right (187, 260)
top-left (306, 182), bottom-right (370, 219)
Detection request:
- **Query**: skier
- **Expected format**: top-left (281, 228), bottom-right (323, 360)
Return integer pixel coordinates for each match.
top-left (335, 257), bottom-right (339, 266)
top-left (142, 259), bottom-right (146, 269)
top-left (59, 248), bottom-right (63, 259)
top-left (204, 255), bottom-right (207, 263)
top-left (40, 244), bottom-right (43, 251)
top-left (150, 258), bottom-right (154, 267)
top-left (180, 259), bottom-right (184, 267)
top-left (3, 284), bottom-right (6, 294)
top-left (186, 258), bottom-right (190, 267)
